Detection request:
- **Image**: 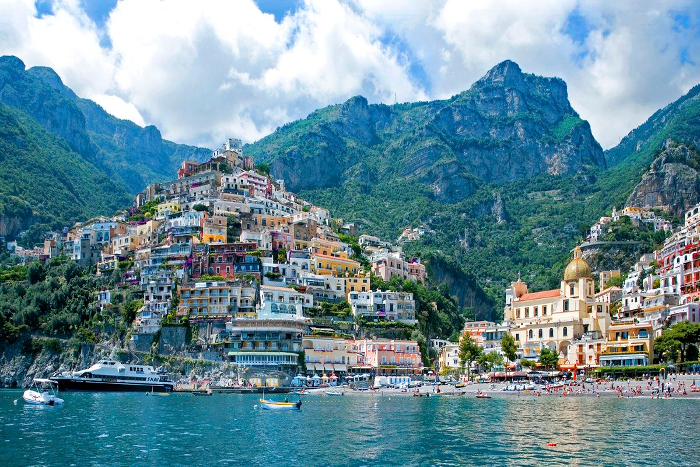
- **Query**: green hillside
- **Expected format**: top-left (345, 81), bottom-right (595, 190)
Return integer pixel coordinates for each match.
top-left (0, 102), bottom-right (131, 241)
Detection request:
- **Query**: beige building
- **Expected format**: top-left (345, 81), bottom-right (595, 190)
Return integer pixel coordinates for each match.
top-left (504, 247), bottom-right (611, 362)
top-left (302, 336), bottom-right (358, 374)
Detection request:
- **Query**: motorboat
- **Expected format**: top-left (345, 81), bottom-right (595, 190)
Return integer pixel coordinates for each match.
top-left (23, 379), bottom-right (64, 406)
top-left (475, 391), bottom-right (491, 399)
top-left (326, 391), bottom-right (344, 396)
top-left (259, 398), bottom-right (302, 410)
top-left (50, 360), bottom-right (174, 392)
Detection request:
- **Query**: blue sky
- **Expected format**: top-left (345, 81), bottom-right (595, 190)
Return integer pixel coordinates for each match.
top-left (5, 0), bottom-right (699, 149)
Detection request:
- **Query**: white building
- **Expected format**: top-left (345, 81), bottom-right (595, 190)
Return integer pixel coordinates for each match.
top-left (259, 285), bottom-right (313, 320)
top-left (347, 290), bottom-right (417, 324)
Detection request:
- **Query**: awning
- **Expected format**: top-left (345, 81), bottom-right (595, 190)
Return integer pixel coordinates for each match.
top-left (559, 364), bottom-right (578, 371)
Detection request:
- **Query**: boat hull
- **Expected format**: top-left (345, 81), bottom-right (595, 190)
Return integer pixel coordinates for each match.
top-left (50, 378), bottom-right (173, 393)
top-left (22, 390), bottom-right (64, 405)
top-left (259, 399), bottom-right (302, 410)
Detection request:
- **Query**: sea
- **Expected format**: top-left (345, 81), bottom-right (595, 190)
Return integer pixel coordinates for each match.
top-left (1, 390), bottom-right (698, 466)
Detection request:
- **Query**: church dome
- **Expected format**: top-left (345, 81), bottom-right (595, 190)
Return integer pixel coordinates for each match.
top-left (564, 247), bottom-right (591, 281)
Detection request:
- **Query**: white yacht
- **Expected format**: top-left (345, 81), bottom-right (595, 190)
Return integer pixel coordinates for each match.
top-left (50, 360), bottom-right (174, 392)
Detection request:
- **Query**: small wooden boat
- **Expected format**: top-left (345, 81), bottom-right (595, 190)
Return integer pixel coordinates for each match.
top-left (475, 392), bottom-right (491, 399)
top-left (259, 398), bottom-right (302, 410)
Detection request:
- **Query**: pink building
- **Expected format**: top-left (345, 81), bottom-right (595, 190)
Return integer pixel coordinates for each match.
top-left (371, 252), bottom-right (426, 284)
top-left (348, 339), bottom-right (422, 374)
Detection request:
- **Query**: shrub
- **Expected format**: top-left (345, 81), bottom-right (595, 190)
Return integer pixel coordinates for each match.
top-left (44, 337), bottom-right (62, 353)
top-left (21, 337), bottom-right (43, 355)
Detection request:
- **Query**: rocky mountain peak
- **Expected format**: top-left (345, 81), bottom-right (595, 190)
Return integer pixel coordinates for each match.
top-left (477, 59), bottom-right (524, 88)
top-left (626, 141), bottom-right (700, 218)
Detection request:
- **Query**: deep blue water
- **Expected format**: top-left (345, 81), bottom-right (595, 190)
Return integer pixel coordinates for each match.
top-left (1, 390), bottom-right (698, 466)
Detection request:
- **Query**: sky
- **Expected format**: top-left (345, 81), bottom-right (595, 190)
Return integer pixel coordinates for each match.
top-left (0, 0), bottom-right (699, 150)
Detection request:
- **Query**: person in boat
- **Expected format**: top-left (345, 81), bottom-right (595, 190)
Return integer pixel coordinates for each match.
top-left (285, 397), bottom-right (289, 403)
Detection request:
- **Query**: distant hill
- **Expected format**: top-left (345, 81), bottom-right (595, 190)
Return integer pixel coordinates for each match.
top-left (0, 55), bottom-right (210, 195)
top-left (605, 84), bottom-right (700, 168)
top-left (0, 102), bottom-right (131, 239)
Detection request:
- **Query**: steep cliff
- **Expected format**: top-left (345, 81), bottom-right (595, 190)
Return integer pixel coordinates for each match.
top-left (626, 142), bottom-right (700, 218)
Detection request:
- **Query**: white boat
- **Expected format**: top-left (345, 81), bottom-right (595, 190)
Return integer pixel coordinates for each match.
top-left (259, 398), bottom-right (302, 410)
top-left (23, 379), bottom-right (64, 406)
top-left (50, 360), bottom-right (174, 392)
top-left (326, 391), bottom-right (344, 396)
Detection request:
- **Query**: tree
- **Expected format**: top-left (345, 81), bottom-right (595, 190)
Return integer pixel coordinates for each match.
top-left (458, 334), bottom-right (482, 380)
top-left (477, 351), bottom-right (504, 373)
top-left (501, 333), bottom-right (517, 365)
top-left (121, 299), bottom-right (143, 326)
top-left (256, 163), bottom-right (270, 176)
top-left (654, 334), bottom-right (680, 363)
top-left (538, 347), bottom-right (559, 370)
top-left (658, 322), bottom-right (700, 362)
top-left (27, 262), bottom-right (46, 285)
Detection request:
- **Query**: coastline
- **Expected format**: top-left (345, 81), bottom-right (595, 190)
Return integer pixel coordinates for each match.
top-left (302, 376), bottom-right (700, 400)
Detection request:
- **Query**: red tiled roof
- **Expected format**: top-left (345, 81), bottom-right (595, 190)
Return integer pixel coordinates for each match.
top-left (518, 289), bottom-right (560, 301)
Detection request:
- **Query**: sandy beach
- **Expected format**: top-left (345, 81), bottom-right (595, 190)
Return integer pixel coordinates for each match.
top-left (303, 374), bottom-right (700, 399)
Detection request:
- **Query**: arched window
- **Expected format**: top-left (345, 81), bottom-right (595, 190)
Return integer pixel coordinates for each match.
top-left (563, 327), bottom-right (568, 337)
top-left (525, 308), bottom-right (529, 318)
top-left (538, 329), bottom-right (543, 339)
top-left (549, 328), bottom-right (554, 338)
top-left (528, 329), bottom-right (533, 339)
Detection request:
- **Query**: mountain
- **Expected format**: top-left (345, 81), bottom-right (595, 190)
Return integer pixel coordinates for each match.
top-left (603, 85), bottom-right (700, 219)
top-left (0, 55), bottom-right (210, 194)
top-left (245, 61), bottom-right (612, 320)
top-left (0, 101), bottom-right (131, 239)
top-left (605, 84), bottom-right (700, 168)
top-left (248, 60), bottom-right (605, 202)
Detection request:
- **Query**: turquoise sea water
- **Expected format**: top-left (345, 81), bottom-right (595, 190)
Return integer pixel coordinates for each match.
top-left (1, 390), bottom-right (698, 466)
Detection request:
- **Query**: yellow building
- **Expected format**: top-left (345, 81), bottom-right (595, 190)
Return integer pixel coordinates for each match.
top-left (344, 275), bottom-right (370, 299)
top-left (156, 201), bottom-right (180, 218)
top-left (202, 215), bottom-right (227, 244)
top-left (312, 253), bottom-right (360, 276)
top-left (505, 247), bottom-right (611, 362)
top-left (302, 335), bottom-right (357, 374)
top-left (600, 321), bottom-right (654, 367)
top-left (310, 237), bottom-right (346, 257)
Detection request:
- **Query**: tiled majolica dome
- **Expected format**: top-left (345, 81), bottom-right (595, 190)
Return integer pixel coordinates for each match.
top-left (564, 246), bottom-right (591, 281)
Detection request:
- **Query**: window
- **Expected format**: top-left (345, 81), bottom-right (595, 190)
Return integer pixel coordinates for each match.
top-left (570, 285), bottom-right (575, 296)
top-left (516, 309), bottom-right (521, 319)
top-left (528, 329), bottom-right (533, 339)
top-left (564, 301), bottom-right (569, 311)
top-left (538, 329), bottom-right (543, 339)
top-left (549, 328), bottom-right (554, 338)
top-left (534, 306), bottom-right (538, 317)
top-left (563, 327), bottom-right (568, 337)
top-left (525, 308), bottom-right (529, 318)
top-left (542, 305), bottom-right (547, 315)
top-left (515, 333), bottom-right (520, 341)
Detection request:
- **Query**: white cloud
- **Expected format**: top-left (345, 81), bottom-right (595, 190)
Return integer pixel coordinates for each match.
top-left (92, 94), bottom-right (146, 126)
top-left (0, 0), bottom-right (698, 150)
